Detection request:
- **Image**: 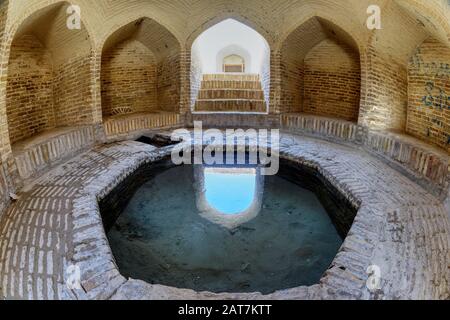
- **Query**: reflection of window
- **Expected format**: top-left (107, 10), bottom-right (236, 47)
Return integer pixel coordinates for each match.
top-left (223, 54), bottom-right (245, 73)
top-left (204, 167), bottom-right (256, 214)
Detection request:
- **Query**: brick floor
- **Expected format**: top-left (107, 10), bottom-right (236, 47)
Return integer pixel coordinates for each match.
top-left (0, 132), bottom-right (448, 300)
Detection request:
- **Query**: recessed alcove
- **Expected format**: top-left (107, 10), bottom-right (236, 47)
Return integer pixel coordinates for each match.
top-left (6, 2), bottom-right (93, 151)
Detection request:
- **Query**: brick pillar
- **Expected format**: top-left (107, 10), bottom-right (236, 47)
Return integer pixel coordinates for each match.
top-left (269, 50), bottom-right (282, 115)
top-left (90, 48), bottom-right (106, 142)
top-left (179, 48), bottom-right (191, 123)
top-left (358, 45), bottom-right (408, 131)
top-left (91, 49), bottom-right (102, 125)
top-left (0, 1), bottom-right (11, 162)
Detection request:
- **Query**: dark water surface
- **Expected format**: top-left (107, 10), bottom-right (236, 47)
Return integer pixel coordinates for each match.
top-left (107, 164), bottom-right (343, 294)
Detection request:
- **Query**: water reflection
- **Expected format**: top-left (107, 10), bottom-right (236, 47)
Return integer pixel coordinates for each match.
top-left (194, 164), bottom-right (264, 229)
top-left (204, 167), bottom-right (256, 214)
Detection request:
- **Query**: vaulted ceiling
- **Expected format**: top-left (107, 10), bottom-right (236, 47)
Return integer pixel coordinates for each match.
top-left (5, 0), bottom-right (450, 65)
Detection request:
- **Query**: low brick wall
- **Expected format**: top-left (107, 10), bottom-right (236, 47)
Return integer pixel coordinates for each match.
top-left (281, 113), bottom-right (450, 202)
top-left (365, 131), bottom-right (450, 200)
top-left (281, 113), bottom-right (362, 143)
top-left (191, 113), bottom-right (278, 128)
top-left (13, 126), bottom-right (95, 182)
top-left (103, 112), bottom-right (181, 138)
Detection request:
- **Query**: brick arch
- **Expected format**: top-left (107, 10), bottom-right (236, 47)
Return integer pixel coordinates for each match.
top-left (100, 16), bottom-right (183, 120)
top-left (5, 0), bottom-right (96, 51)
top-left (189, 17), bottom-right (272, 113)
top-left (275, 15), bottom-right (362, 120)
top-left (394, 0), bottom-right (450, 47)
top-left (96, 13), bottom-right (183, 54)
top-left (217, 45), bottom-right (251, 73)
top-left (274, 13), bottom-right (364, 53)
top-left (186, 13), bottom-right (274, 50)
top-left (1, 1), bottom-right (96, 155)
top-left (0, 0), bottom-right (96, 158)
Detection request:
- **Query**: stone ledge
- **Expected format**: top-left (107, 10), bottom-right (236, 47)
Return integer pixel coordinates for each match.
top-left (12, 126), bottom-right (95, 184)
top-left (281, 113), bottom-right (450, 203)
top-left (0, 132), bottom-right (448, 300)
top-left (103, 112), bottom-right (181, 138)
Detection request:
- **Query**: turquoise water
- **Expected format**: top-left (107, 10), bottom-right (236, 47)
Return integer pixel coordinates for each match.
top-left (204, 169), bottom-right (256, 214)
top-left (107, 164), bottom-right (342, 294)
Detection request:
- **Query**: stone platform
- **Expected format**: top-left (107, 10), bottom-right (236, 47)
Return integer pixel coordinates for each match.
top-left (0, 131), bottom-right (448, 300)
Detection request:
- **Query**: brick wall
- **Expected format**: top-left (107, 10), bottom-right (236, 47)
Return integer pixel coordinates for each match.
top-left (0, 0), bottom-right (10, 161)
top-left (157, 53), bottom-right (181, 112)
top-left (407, 38), bottom-right (450, 153)
top-left (101, 40), bottom-right (157, 117)
top-left (260, 47), bottom-right (271, 110)
top-left (303, 39), bottom-right (360, 122)
top-left (190, 47), bottom-right (203, 111)
top-left (0, 160), bottom-right (8, 216)
top-left (6, 35), bottom-right (55, 144)
top-left (54, 54), bottom-right (94, 126)
top-left (359, 46), bottom-right (408, 131)
top-left (280, 58), bottom-right (304, 113)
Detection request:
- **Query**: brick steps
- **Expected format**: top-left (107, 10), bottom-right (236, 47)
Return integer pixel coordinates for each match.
top-left (201, 80), bottom-right (262, 90)
top-left (195, 99), bottom-right (266, 112)
top-left (198, 89), bottom-right (265, 100)
top-left (195, 74), bottom-right (266, 112)
top-left (202, 74), bottom-right (260, 81)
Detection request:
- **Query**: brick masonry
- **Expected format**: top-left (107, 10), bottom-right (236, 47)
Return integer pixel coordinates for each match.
top-left (194, 74), bottom-right (267, 113)
top-left (281, 113), bottom-right (450, 202)
top-left (303, 39), bottom-right (360, 121)
top-left (407, 38), bottom-right (450, 153)
top-left (101, 39), bottom-right (158, 117)
top-left (358, 46), bottom-right (408, 131)
top-left (53, 54), bottom-right (94, 127)
top-left (157, 53), bottom-right (181, 113)
top-left (6, 35), bottom-right (54, 144)
top-left (0, 0), bottom-right (449, 300)
top-left (0, 132), bottom-right (448, 300)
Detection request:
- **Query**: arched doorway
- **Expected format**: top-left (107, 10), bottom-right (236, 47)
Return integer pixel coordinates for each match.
top-left (190, 19), bottom-right (271, 113)
top-left (223, 54), bottom-right (245, 73)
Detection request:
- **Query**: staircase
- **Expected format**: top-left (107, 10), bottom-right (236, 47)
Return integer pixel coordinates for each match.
top-left (194, 74), bottom-right (267, 112)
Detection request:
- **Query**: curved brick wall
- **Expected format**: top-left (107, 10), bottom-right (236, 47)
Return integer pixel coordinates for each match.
top-left (0, 0), bottom-right (448, 300)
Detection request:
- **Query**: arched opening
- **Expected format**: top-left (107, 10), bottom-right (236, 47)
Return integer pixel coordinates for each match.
top-left (193, 165), bottom-right (264, 229)
top-left (204, 167), bottom-right (256, 214)
top-left (406, 37), bottom-right (450, 153)
top-left (6, 2), bottom-right (93, 148)
top-left (216, 45), bottom-right (251, 74)
top-left (190, 19), bottom-right (270, 113)
top-left (222, 54), bottom-right (245, 73)
top-left (280, 17), bottom-right (361, 122)
top-left (101, 17), bottom-right (181, 119)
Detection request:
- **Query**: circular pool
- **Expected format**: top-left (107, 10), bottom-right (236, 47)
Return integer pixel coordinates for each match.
top-left (101, 156), bottom-right (357, 294)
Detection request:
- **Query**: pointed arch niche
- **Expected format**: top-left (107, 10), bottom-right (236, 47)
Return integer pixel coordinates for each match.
top-left (280, 17), bottom-right (361, 122)
top-left (101, 17), bottom-right (182, 118)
